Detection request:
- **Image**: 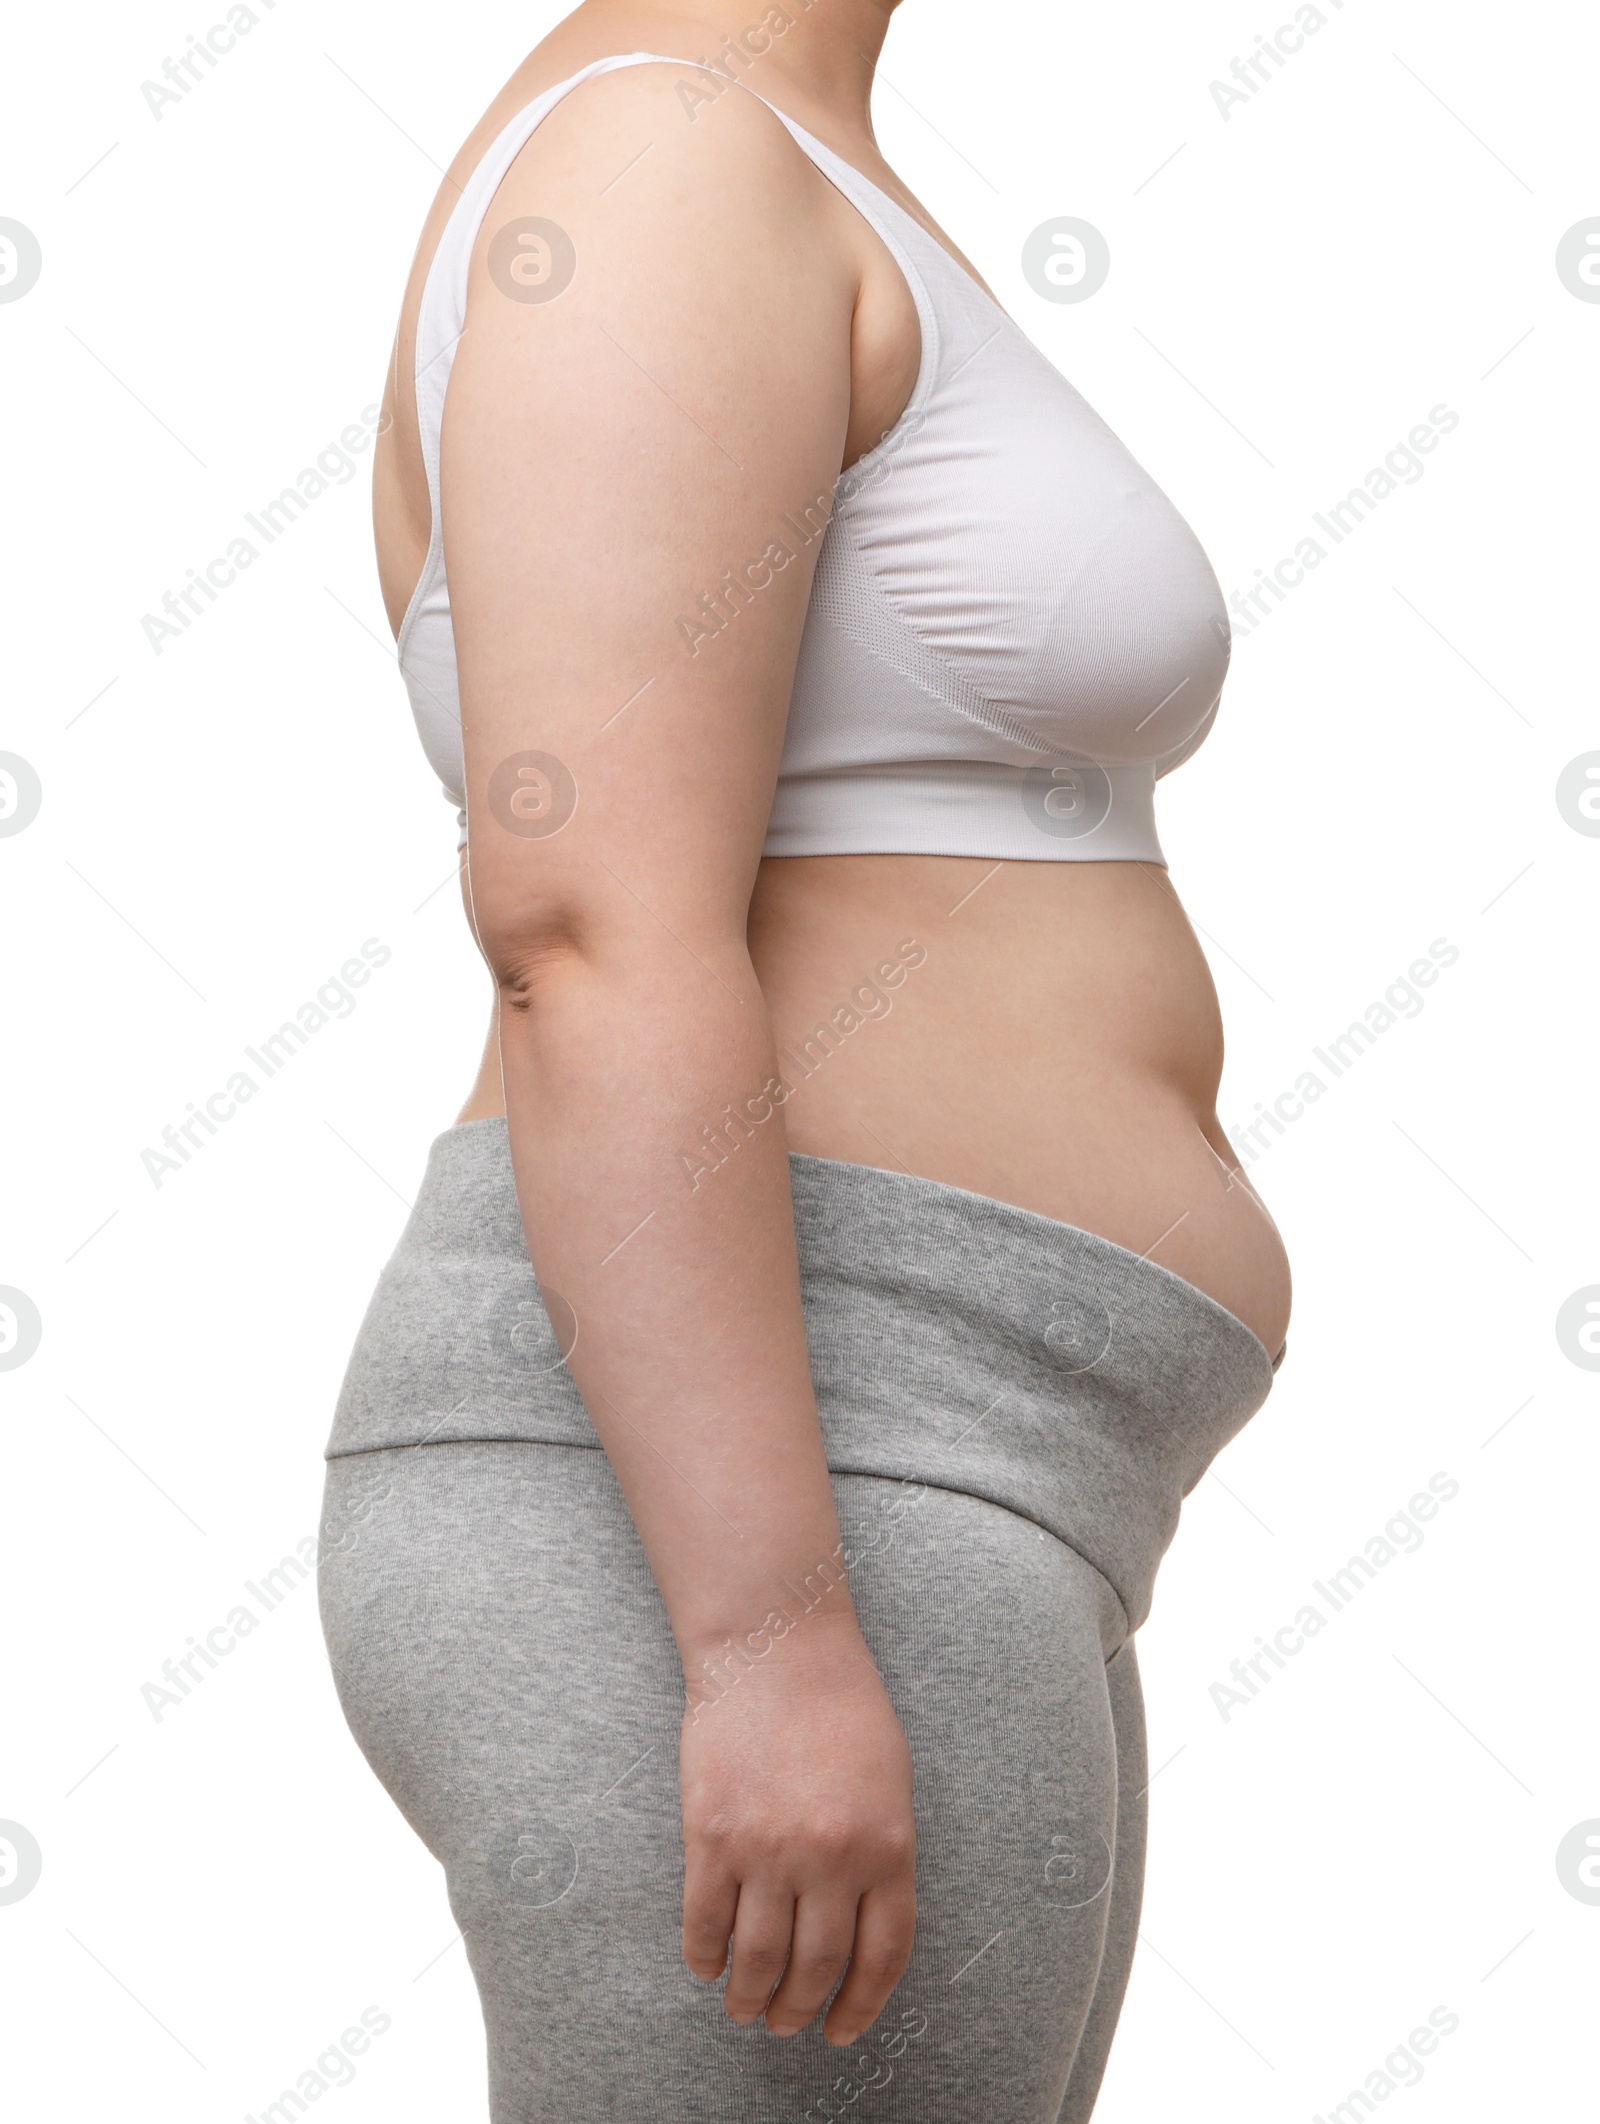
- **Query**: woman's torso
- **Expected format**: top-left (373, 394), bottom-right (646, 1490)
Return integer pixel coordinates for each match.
top-left (372, 18), bottom-right (1293, 1359)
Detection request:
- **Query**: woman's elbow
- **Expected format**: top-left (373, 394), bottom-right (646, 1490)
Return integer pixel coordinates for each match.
top-left (471, 890), bottom-right (598, 1016)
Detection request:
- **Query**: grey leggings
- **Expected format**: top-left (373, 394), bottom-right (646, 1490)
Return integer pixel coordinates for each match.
top-left (318, 1121), bottom-right (1274, 2122)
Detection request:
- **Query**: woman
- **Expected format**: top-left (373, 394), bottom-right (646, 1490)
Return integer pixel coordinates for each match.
top-left (318, 2), bottom-right (1292, 2117)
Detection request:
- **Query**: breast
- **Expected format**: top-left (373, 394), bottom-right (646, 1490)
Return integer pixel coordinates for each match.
top-left (786, 315), bottom-right (1231, 779)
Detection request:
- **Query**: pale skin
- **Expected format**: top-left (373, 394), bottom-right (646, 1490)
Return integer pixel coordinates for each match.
top-left (372, 0), bottom-right (1292, 2053)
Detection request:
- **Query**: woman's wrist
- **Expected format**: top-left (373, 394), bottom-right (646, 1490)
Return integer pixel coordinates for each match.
top-left (677, 1582), bottom-right (871, 1708)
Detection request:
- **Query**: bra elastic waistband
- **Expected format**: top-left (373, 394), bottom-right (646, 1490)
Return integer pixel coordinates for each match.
top-left (762, 758), bottom-right (1165, 863)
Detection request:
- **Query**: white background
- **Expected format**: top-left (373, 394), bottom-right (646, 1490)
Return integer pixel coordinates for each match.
top-left (2, 0), bottom-right (1596, 2116)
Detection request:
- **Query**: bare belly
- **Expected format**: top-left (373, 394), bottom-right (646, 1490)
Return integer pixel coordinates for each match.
top-left (461, 853), bottom-right (1293, 1357)
top-left (751, 854), bottom-right (1290, 1354)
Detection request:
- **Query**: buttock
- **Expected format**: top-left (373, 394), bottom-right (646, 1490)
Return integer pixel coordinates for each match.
top-left (319, 1440), bottom-right (1144, 2123)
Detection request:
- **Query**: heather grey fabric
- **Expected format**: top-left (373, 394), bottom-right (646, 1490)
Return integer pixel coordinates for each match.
top-left (319, 1120), bottom-right (1272, 2122)
top-left (326, 1119), bottom-right (1274, 1634)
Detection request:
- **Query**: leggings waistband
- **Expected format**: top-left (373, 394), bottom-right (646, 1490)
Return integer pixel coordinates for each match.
top-left (325, 1118), bottom-right (1275, 1632)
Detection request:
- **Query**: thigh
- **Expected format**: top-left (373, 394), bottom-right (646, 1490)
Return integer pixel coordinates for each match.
top-left (842, 1477), bottom-right (1128, 2120)
top-left (318, 1444), bottom-right (1132, 2123)
top-left (1055, 1636), bottom-right (1147, 2124)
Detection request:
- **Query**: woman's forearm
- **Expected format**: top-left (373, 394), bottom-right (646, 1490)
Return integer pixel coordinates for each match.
top-left (494, 922), bottom-right (859, 1674)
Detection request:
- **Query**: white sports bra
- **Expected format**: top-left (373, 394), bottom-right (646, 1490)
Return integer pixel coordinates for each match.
top-left (398, 52), bottom-right (1232, 865)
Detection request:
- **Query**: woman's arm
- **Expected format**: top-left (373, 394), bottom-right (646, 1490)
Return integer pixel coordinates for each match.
top-left (442, 65), bottom-right (915, 2045)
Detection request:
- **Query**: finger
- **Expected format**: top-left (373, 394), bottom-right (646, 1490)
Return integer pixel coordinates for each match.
top-left (722, 1882), bottom-right (796, 2025)
top-left (682, 1854), bottom-right (739, 1982)
top-left (821, 1882), bottom-right (917, 2048)
top-left (764, 1891), bottom-right (858, 2037)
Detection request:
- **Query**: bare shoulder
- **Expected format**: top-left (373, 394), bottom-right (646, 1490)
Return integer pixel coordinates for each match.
top-left (446, 55), bottom-right (865, 480)
top-left (478, 57), bottom-right (852, 279)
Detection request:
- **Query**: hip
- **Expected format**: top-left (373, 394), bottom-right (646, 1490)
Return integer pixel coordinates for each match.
top-left (325, 1117), bottom-right (1278, 1635)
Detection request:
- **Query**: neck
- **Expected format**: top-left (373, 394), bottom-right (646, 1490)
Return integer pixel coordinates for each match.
top-left (560, 0), bottom-right (897, 132)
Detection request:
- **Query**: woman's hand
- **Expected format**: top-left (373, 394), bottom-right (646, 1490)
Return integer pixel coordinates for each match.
top-left (679, 1614), bottom-right (917, 2047)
